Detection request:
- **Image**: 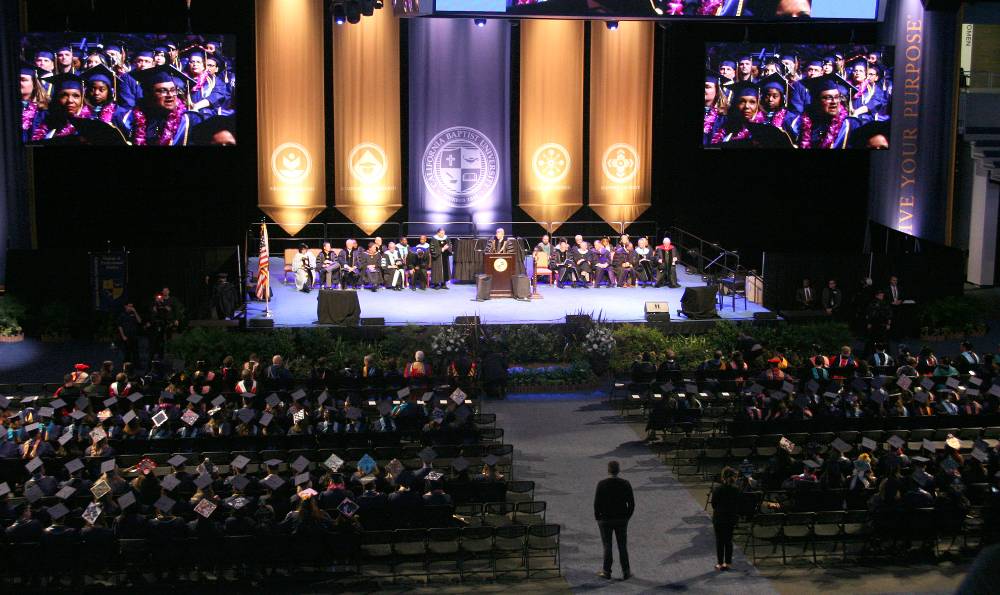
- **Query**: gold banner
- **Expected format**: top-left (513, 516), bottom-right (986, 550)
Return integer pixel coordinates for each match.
top-left (519, 20), bottom-right (584, 232)
top-left (255, 0), bottom-right (327, 235)
top-left (332, 9), bottom-right (402, 236)
top-left (588, 21), bottom-right (654, 229)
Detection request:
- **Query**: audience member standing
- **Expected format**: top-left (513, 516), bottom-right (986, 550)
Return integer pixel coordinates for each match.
top-left (594, 460), bottom-right (634, 580)
top-left (711, 467), bottom-right (741, 571)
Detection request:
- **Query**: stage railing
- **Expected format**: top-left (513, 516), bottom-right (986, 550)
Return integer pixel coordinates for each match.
top-left (669, 226), bottom-right (740, 278)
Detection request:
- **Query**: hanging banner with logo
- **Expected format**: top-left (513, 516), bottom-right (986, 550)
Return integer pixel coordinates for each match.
top-left (408, 19), bottom-right (511, 236)
top-left (869, 0), bottom-right (957, 244)
top-left (588, 21), bottom-right (654, 230)
top-left (90, 252), bottom-right (127, 312)
top-left (256, 0), bottom-right (327, 235)
top-left (519, 20), bottom-right (584, 233)
top-left (332, 9), bottom-right (401, 236)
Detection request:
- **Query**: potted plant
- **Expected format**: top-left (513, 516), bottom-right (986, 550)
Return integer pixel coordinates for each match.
top-left (0, 297), bottom-right (25, 343)
top-left (582, 324), bottom-right (616, 377)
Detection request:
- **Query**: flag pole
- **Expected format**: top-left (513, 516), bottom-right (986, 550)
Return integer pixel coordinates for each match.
top-left (263, 222), bottom-right (272, 318)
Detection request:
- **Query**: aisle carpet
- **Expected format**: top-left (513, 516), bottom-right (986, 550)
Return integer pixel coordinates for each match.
top-left (487, 392), bottom-right (776, 594)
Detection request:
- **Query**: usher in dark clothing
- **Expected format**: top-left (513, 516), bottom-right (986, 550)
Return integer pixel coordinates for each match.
top-left (594, 476), bottom-right (635, 575)
top-left (711, 483), bottom-right (741, 565)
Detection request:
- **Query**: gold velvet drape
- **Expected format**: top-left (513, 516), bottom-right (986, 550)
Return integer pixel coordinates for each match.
top-left (588, 21), bottom-right (654, 230)
top-left (518, 20), bottom-right (584, 233)
top-left (332, 9), bottom-right (402, 236)
top-left (255, 0), bottom-right (327, 235)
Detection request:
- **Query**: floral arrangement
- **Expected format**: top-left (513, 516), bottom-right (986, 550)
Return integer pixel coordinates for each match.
top-left (0, 297), bottom-right (25, 339)
top-left (430, 326), bottom-right (467, 357)
top-left (583, 325), bottom-right (616, 358)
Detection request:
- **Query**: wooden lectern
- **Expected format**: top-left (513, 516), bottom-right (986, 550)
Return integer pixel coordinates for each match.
top-left (485, 253), bottom-right (515, 298)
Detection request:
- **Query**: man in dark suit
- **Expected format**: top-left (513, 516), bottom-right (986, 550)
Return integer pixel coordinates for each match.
top-left (821, 279), bottom-right (842, 316)
top-left (795, 278), bottom-right (816, 310)
top-left (594, 460), bottom-right (634, 580)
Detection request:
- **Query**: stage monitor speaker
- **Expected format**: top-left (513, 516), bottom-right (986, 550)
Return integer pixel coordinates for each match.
top-left (360, 317), bottom-right (385, 327)
top-left (680, 286), bottom-right (720, 320)
top-left (565, 314), bottom-right (591, 325)
top-left (512, 274), bottom-right (530, 300)
top-left (645, 301), bottom-right (671, 322)
top-left (247, 317), bottom-right (274, 329)
top-left (455, 316), bottom-right (480, 326)
top-left (475, 274), bottom-right (492, 301)
top-left (752, 311), bottom-right (778, 320)
top-left (318, 289), bottom-right (361, 325)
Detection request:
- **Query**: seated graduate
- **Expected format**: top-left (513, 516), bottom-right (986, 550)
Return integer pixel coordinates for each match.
top-left (30, 73), bottom-right (89, 142)
top-left (121, 65), bottom-right (202, 146)
top-left (797, 74), bottom-right (861, 150)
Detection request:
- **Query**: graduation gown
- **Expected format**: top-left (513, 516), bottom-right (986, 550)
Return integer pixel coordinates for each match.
top-left (406, 247), bottom-right (431, 289)
top-left (121, 107), bottom-right (200, 146)
top-left (612, 247), bottom-right (636, 286)
top-left (359, 251), bottom-right (382, 288)
top-left (293, 252), bottom-right (315, 291)
top-left (552, 248), bottom-right (576, 285)
top-left (654, 244), bottom-right (680, 288)
top-left (380, 249), bottom-right (404, 289)
top-left (572, 247), bottom-right (592, 282)
top-left (632, 247), bottom-right (655, 283)
top-left (592, 246), bottom-right (614, 286)
top-left (429, 236), bottom-right (452, 286)
top-left (339, 248), bottom-right (361, 288)
top-left (190, 74), bottom-right (229, 116)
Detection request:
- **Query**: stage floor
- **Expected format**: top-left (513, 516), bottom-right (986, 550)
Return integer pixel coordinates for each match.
top-left (246, 269), bottom-right (772, 326)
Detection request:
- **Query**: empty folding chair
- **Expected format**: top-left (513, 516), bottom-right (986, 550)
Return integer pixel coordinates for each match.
top-left (526, 524), bottom-right (561, 577)
top-left (505, 480), bottom-right (535, 505)
top-left (514, 501), bottom-right (547, 526)
top-left (426, 527), bottom-right (461, 580)
top-left (459, 526), bottom-right (494, 580)
top-left (493, 525), bottom-right (528, 579)
top-left (811, 511), bottom-right (844, 562)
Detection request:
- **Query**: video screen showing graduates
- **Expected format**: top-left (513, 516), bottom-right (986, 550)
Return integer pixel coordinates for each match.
top-left (19, 33), bottom-right (237, 147)
top-left (704, 43), bottom-right (894, 149)
top-left (437, 0), bottom-right (880, 19)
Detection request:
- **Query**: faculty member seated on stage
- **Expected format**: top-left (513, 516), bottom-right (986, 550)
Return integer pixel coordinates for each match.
top-left (293, 243), bottom-right (315, 293)
top-left (380, 241), bottom-right (404, 291)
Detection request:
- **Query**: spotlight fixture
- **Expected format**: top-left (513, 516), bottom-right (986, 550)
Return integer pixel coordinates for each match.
top-left (474, 18), bottom-right (487, 27)
top-left (345, 0), bottom-right (361, 23)
top-left (606, 20), bottom-right (619, 30)
top-left (332, 4), bottom-right (346, 24)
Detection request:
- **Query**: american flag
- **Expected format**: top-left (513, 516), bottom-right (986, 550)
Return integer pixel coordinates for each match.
top-left (255, 223), bottom-right (270, 300)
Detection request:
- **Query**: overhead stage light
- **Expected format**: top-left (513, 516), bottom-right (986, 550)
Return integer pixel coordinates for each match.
top-left (332, 4), bottom-right (346, 24)
top-left (474, 18), bottom-right (487, 27)
top-left (606, 20), bottom-right (618, 30)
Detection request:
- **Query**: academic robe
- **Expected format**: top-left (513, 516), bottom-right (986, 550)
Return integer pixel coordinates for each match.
top-left (632, 247), bottom-right (655, 284)
top-left (339, 248), bottom-right (361, 288)
top-left (190, 74), bottom-right (229, 116)
top-left (380, 249), bottom-right (404, 289)
top-left (762, 109), bottom-right (801, 140)
top-left (486, 236), bottom-right (514, 254)
top-left (798, 113), bottom-right (860, 150)
top-left (292, 252), bottom-right (315, 292)
top-left (406, 247), bottom-right (431, 290)
top-left (317, 248), bottom-right (340, 288)
top-left (572, 247), bottom-right (592, 284)
top-left (850, 84), bottom-right (887, 125)
top-left (429, 236), bottom-right (452, 287)
top-left (120, 107), bottom-right (201, 146)
top-left (612, 247), bottom-right (636, 287)
top-left (359, 251), bottom-right (382, 288)
top-left (591, 245), bottom-right (614, 286)
top-left (551, 248), bottom-right (576, 286)
top-left (654, 244), bottom-right (680, 288)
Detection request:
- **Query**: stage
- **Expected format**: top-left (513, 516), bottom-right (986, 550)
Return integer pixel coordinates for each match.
top-left (245, 268), bottom-right (774, 326)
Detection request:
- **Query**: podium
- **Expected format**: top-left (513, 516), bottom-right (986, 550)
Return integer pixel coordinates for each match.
top-left (485, 253), bottom-right (515, 298)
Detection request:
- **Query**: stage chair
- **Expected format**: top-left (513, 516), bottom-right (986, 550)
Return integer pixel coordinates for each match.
top-left (533, 251), bottom-right (553, 286)
top-left (720, 273), bottom-right (748, 311)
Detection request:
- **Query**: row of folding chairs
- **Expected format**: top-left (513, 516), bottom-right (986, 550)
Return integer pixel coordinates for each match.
top-left (455, 501), bottom-right (548, 528)
top-left (359, 524), bottom-right (561, 581)
top-left (746, 507), bottom-right (993, 565)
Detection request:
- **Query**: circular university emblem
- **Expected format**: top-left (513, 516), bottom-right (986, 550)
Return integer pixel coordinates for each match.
top-left (531, 143), bottom-right (571, 183)
top-left (348, 142), bottom-right (388, 184)
top-left (271, 142), bottom-right (312, 184)
top-left (602, 143), bottom-right (639, 184)
top-left (422, 126), bottom-right (500, 207)
top-left (492, 258), bottom-right (508, 273)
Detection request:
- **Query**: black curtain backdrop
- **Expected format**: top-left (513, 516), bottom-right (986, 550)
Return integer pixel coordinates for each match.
top-left (0, 0), bottom-right (30, 285)
top-left (17, 4), bottom-right (883, 297)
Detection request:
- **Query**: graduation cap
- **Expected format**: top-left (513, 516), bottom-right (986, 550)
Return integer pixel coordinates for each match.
top-left (90, 479), bottom-right (111, 500)
top-left (851, 121), bottom-right (891, 149)
top-left (82, 502), bottom-right (102, 525)
top-left (48, 72), bottom-right (85, 96)
top-left (426, 471), bottom-right (444, 482)
top-left (861, 437), bottom-right (877, 451)
top-left (324, 453), bottom-right (345, 471)
top-left (160, 390), bottom-right (175, 400)
top-left (48, 503), bottom-right (70, 520)
top-left (187, 394), bottom-right (203, 405)
top-left (450, 388), bottom-right (467, 405)
top-left (945, 377), bottom-right (960, 389)
top-left (259, 412), bottom-right (274, 427)
top-left (99, 458), bottom-right (117, 475)
top-left (97, 409), bottom-right (113, 422)
top-left (127, 393), bottom-right (144, 403)
top-left (291, 389), bottom-right (307, 402)
top-left (451, 456), bottom-right (470, 472)
top-left (484, 454), bottom-right (499, 467)
top-left (150, 410), bottom-right (168, 427)
top-left (922, 439), bottom-right (936, 453)
top-left (264, 458), bottom-right (282, 468)
top-left (386, 459), bottom-right (404, 478)
top-left (117, 491), bottom-right (136, 510)
top-left (920, 378), bottom-right (935, 391)
top-left (337, 497), bottom-right (360, 518)
top-left (896, 375), bottom-right (912, 391)
top-left (65, 458), bottom-right (84, 474)
top-left (731, 80), bottom-right (760, 99)
top-left (55, 485), bottom-right (76, 500)
top-left (887, 435), bottom-right (906, 449)
top-left (0, 395), bottom-right (8, 409)
top-left (941, 457), bottom-right (960, 473)
top-left (24, 484), bottom-right (43, 503)
top-left (231, 455), bottom-right (251, 470)
top-left (81, 63), bottom-right (118, 93)
top-left (265, 393), bottom-right (281, 407)
top-left (0, 482), bottom-right (10, 497)
top-left (969, 376), bottom-right (983, 387)
top-left (853, 459), bottom-right (871, 473)
top-left (421, 392), bottom-right (435, 403)
top-left (261, 474), bottom-right (284, 490)
top-left (345, 407), bottom-right (362, 421)
top-left (69, 410), bottom-right (85, 421)
top-left (357, 454), bottom-right (377, 475)
top-left (103, 396), bottom-right (118, 409)
top-left (194, 472), bottom-right (213, 489)
top-left (830, 438), bottom-right (852, 453)
top-left (990, 384), bottom-right (1000, 398)
top-left (211, 395), bottom-right (226, 408)
top-left (803, 459), bottom-right (821, 470)
top-left (291, 456), bottom-right (310, 473)
top-left (25, 457), bottom-right (42, 473)
top-left (970, 449), bottom-right (988, 463)
top-left (24, 422), bottom-right (40, 434)
top-left (802, 73), bottom-right (857, 103)
top-left (758, 73), bottom-right (788, 98)
top-left (38, 406), bottom-right (54, 418)
top-left (397, 387), bottom-right (411, 399)
top-left (174, 410), bottom-right (198, 428)
top-left (132, 63), bottom-right (195, 95)
top-left (945, 435), bottom-right (961, 450)
top-left (231, 475), bottom-right (250, 493)
top-left (167, 454), bottom-right (188, 468)
top-left (294, 472), bottom-right (311, 486)
top-left (155, 495), bottom-right (176, 513)
top-left (194, 498), bottom-right (217, 518)
top-left (418, 447), bottom-right (438, 463)
top-left (161, 474), bottom-right (181, 492)
top-left (122, 410), bottom-right (137, 424)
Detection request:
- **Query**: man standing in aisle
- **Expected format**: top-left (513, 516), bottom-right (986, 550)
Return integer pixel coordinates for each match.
top-left (594, 460), bottom-right (634, 580)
